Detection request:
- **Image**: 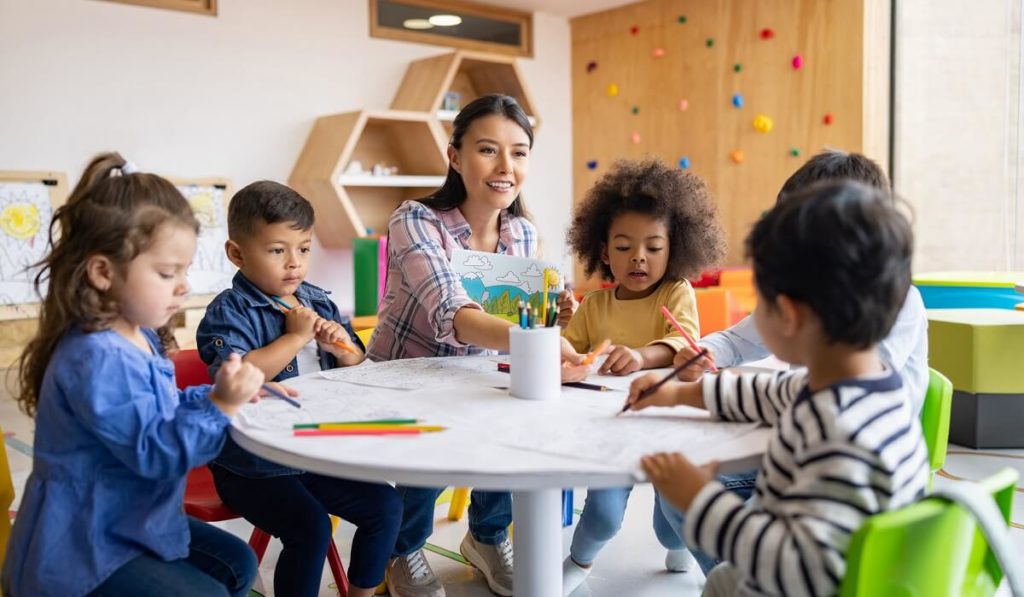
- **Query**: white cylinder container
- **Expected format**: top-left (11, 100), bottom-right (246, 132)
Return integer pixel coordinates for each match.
top-left (509, 326), bottom-right (561, 401)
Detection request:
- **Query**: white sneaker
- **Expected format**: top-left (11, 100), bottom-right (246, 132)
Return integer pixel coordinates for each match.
top-left (386, 550), bottom-right (446, 597)
top-left (665, 548), bottom-right (697, 573)
top-left (562, 556), bottom-right (592, 596)
top-left (459, 533), bottom-right (513, 596)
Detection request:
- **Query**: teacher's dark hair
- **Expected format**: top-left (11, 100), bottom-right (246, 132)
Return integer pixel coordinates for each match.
top-left (419, 94), bottom-right (533, 218)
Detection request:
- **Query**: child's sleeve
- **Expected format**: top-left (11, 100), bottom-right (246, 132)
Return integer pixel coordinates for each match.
top-left (389, 204), bottom-right (481, 347)
top-left (649, 281), bottom-right (700, 353)
top-left (196, 303), bottom-right (260, 380)
top-left (63, 347), bottom-right (229, 480)
top-left (701, 369), bottom-right (807, 426)
top-left (698, 315), bottom-right (772, 368)
top-left (560, 295), bottom-right (591, 353)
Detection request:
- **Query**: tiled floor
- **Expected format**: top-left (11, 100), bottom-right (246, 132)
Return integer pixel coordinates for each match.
top-left (2, 371), bottom-right (1022, 596)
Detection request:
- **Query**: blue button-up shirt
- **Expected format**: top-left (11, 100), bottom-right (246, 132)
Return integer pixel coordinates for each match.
top-left (3, 327), bottom-right (229, 597)
top-left (196, 272), bottom-right (363, 477)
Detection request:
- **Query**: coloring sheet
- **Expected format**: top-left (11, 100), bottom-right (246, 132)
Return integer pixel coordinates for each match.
top-left (451, 249), bottom-right (564, 323)
top-left (0, 182), bottom-right (54, 308)
top-left (177, 183), bottom-right (235, 296)
top-left (319, 355), bottom-right (506, 391)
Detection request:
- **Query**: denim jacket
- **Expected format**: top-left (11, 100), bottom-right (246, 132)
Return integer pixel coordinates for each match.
top-left (196, 272), bottom-right (364, 477)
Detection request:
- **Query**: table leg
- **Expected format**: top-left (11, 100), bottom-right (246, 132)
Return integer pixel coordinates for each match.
top-left (512, 488), bottom-right (562, 596)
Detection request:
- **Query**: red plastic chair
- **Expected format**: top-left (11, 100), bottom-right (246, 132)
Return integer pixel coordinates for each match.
top-left (171, 349), bottom-right (350, 596)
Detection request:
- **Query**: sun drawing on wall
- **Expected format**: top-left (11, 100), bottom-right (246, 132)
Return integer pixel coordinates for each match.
top-left (0, 182), bottom-right (54, 306)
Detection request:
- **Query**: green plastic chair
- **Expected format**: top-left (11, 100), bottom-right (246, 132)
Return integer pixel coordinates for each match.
top-left (840, 468), bottom-right (1018, 597)
top-left (920, 368), bottom-right (953, 489)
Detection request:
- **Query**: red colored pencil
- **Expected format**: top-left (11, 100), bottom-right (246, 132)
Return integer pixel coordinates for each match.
top-left (660, 306), bottom-right (718, 372)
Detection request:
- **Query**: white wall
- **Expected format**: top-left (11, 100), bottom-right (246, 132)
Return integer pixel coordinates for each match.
top-left (0, 0), bottom-right (573, 312)
top-left (894, 0), bottom-right (1023, 272)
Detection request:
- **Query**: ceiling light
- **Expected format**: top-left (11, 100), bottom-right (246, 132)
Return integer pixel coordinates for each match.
top-left (428, 14), bottom-right (462, 27)
top-left (403, 18), bottom-right (434, 30)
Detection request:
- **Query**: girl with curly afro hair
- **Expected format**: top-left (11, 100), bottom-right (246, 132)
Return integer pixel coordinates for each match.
top-left (561, 159), bottom-right (726, 593)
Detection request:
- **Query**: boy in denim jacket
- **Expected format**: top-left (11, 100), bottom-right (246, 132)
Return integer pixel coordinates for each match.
top-left (197, 181), bottom-right (400, 597)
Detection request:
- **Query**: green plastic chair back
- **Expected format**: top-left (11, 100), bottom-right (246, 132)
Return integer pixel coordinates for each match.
top-left (840, 468), bottom-right (1018, 597)
top-left (920, 368), bottom-right (953, 487)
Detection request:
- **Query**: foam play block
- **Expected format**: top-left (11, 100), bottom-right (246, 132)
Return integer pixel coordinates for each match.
top-left (694, 288), bottom-right (733, 336)
top-left (949, 389), bottom-right (1024, 448)
top-left (927, 309), bottom-right (1024, 394)
top-left (914, 271), bottom-right (1024, 309)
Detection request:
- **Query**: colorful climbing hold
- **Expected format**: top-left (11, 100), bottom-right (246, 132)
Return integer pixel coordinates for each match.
top-left (730, 150), bottom-right (745, 164)
top-left (706, 38), bottom-right (715, 48)
top-left (679, 157), bottom-right (691, 169)
top-left (792, 54), bottom-right (804, 70)
top-left (823, 113), bottom-right (835, 125)
top-left (586, 160), bottom-right (598, 170)
top-left (586, 61), bottom-right (598, 73)
top-left (631, 132), bottom-right (641, 145)
top-left (789, 147), bottom-right (801, 157)
top-left (607, 83), bottom-right (619, 97)
top-left (760, 28), bottom-right (775, 39)
top-left (753, 114), bottom-right (774, 133)
top-left (631, 106), bottom-right (640, 115)
top-left (652, 47), bottom-right (666, 58)
top-left (678, 15), bottom-right (687, 24)
top-left (733, 63), bottom-right (742, 73)
top-left (731, 93), bottom-right (744, 108)
top-left (678, 99), bottom-right (689, 111)
top-left (630, 25), bottom-right (639, 35)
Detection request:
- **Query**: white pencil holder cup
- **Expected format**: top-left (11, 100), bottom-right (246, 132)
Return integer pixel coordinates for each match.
top-left (509, 326), bottom-right (561, 401)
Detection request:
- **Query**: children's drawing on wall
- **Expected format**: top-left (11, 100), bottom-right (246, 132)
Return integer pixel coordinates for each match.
top-left (451, 249), bottom-right (564, 323)
top-left (176, 183), bottom-right (235, 296)
top-left (0, 182), bottom-right (54, 308)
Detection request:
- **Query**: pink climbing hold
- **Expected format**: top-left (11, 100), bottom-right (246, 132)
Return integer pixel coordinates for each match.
top-left (792, 54), bottom-right (804, 70)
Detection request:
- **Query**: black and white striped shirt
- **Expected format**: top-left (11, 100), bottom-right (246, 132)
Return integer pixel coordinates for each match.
top-left (686, 368), bottom-right (929, 596)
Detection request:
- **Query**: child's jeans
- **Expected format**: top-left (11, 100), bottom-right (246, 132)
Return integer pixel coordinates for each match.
top-left (658, 469), bottom-right (759, 575)
top-left (212, 466), bottom-right (402, 594)
top-left (393, 486), bottom-right (511, 555)
top-left (569, 486), bottom-right (684, 565)
top-left (88, 517), bottom-right (257, 597)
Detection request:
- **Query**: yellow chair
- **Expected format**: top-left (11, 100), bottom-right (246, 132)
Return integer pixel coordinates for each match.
top-left (1, 425), bottom-right (14, 580)
top-left (355, 327), bottom-right (374, 348)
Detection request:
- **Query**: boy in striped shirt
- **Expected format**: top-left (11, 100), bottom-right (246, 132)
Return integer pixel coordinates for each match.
top-left (625, 180), bottom-right (929, 596)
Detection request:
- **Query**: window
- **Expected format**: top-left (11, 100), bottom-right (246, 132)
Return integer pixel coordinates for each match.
top-left (370, 0), bottom-right (532, 57)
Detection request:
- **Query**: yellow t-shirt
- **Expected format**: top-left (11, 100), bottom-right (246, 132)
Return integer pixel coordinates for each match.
top-left (562, 279), bottom-right (700, 353)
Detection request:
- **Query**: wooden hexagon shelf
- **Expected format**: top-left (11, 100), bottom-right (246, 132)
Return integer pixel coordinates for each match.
top-left (391, 50), bottom-right (540, 132)
top-left (290, 110), bottom-right (448, 248)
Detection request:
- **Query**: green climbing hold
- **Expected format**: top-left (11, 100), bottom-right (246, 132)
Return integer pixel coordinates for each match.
top-left (734, 63), bottom-right (742, 72)
top-left (678, 15), bottom-right (687, 24)
top-left (631, 106), bottom-right (639, 115)
top-left (706, 38), bottom-right (714, 48)
top-left (790, 147), bottom-right (801, 157)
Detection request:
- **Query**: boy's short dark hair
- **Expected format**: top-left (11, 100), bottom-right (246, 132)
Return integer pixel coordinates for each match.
top-left (747, 180), bottom-right (912, 348)
top-left (567, 159), bottom-right (726, 281)
top-left (777, 150), bottom-right (889, 203)
top-left (227, 180), bottom-right (315, 240)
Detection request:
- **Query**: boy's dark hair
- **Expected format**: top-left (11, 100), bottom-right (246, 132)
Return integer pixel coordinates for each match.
top-left (228, 180), bottom-right (314, 240)
top-left (777, 149), bottom-right (889, 203)
top-left (567, 159), bottom-right (726, 281)
top-left (747, 180), bottom-right (912, 348)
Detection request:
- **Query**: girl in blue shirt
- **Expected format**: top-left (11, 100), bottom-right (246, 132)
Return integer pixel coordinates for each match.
top-left (2, 153), bottom-right (275, 597)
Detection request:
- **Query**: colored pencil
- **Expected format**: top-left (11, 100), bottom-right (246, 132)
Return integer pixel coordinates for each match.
top-left (563, 381), bottom-right (610, 392)
top-left (270, 295), bottom-right (359, 355)
top-left (293, 428), bottom-right (437, 437)
top-left (660, 306), bottom-right (718, 372)
top-left (294, 418), bottom-right (419, 429)
top-left (314, 424), bottom-right (446, 432)
top-left (581, 339), bottom-right (611, 367)
top-left (618, 349), bottom-right (708, 414)
top-left (261, 384), bottom-right (301, 409)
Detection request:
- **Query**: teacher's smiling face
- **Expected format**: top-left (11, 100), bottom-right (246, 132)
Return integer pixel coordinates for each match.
top-left (448, 114), bottom-right (531, 212)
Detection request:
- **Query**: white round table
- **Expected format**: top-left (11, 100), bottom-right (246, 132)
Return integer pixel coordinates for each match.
top-left (230, 356), bottom-right (768, 596)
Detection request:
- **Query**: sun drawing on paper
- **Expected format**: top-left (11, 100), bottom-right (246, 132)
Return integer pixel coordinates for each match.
top-left (0, 182), bottom-right (53, 306)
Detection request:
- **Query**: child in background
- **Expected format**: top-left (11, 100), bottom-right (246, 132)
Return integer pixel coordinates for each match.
top-left (3, 153), bottom-right (264, 597)
top-left (629, 181), bottom-right (929, 596)
top-left (196, 181), bottom-right (401, 597)
top-left (561, 159), bottom-right (727, 594)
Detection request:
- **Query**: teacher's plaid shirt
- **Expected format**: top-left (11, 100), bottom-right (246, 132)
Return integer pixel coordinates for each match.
top-left (367, 200), bottom-right (537, 361)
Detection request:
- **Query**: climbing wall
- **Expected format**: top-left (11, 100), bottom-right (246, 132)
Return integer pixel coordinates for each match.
top-left (571, 0), bottom-right (889, 286)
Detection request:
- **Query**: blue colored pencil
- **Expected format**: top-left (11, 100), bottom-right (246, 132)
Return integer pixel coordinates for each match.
top-left (262, 383), bottom-right (301, 409)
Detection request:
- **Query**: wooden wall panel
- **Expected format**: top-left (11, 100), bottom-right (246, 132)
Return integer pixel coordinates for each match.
top-left (571, 0), bottom-right (887, 289)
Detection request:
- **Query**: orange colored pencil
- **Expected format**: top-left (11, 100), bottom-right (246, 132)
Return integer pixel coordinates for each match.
top-left (271, 296), bottom-right (359, 355)
top-left (581, 339), bottom-right (611, 366)
top-left (294, 428), bottom-right (426, 437)
top-left (660, 305), bottom-right (717, 372)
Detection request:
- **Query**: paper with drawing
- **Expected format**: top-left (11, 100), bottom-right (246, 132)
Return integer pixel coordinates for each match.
top-left (451, 249), bottom-right (564, 323)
